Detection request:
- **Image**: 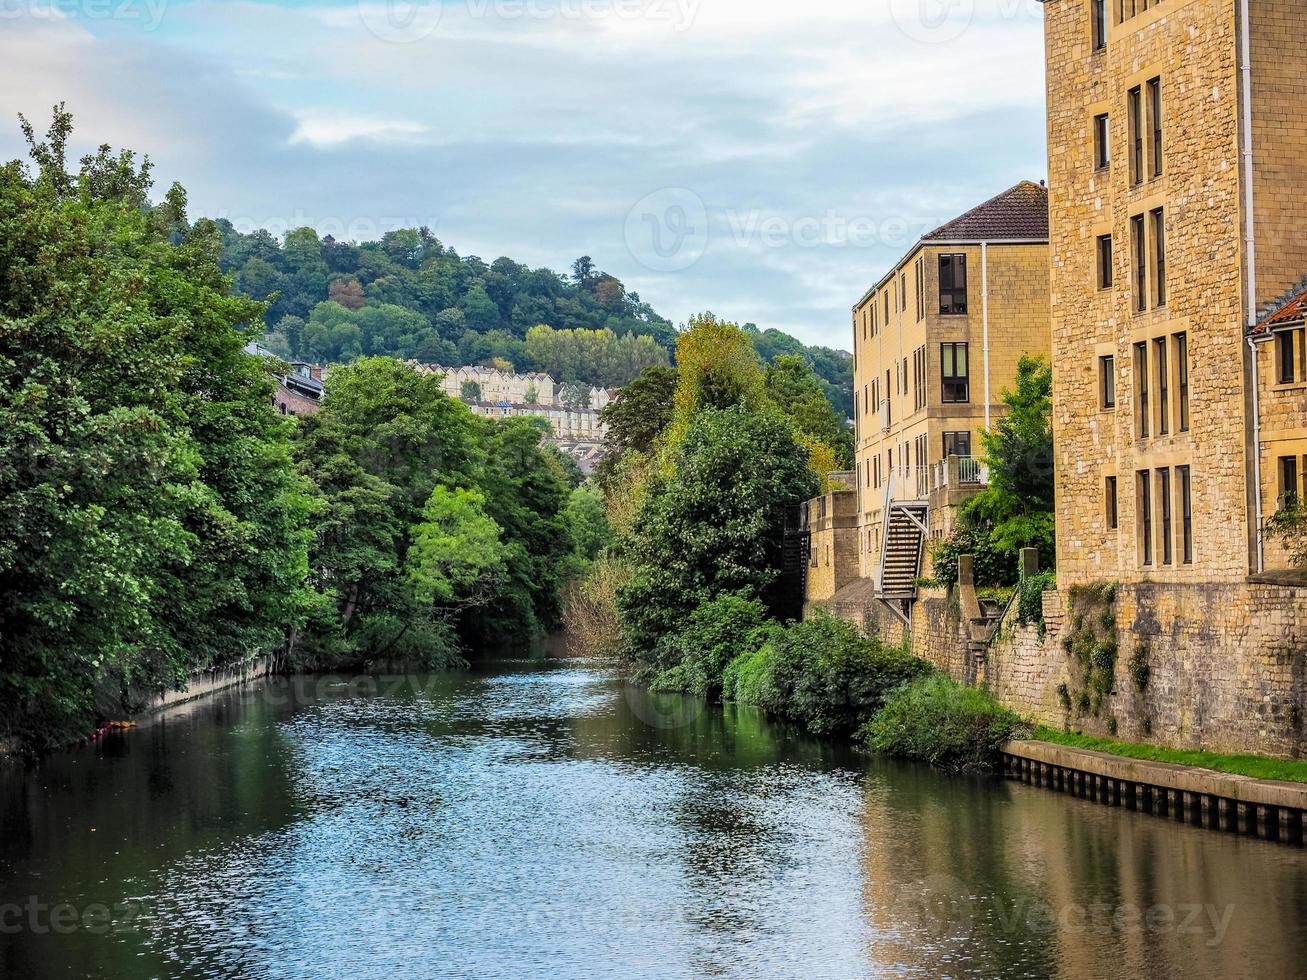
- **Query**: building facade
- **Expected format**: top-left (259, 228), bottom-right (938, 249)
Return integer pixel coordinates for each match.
top-left (851, 181), bottom-right (1051, 611)
top-left (1046, 0), bottom-right (1307, 585)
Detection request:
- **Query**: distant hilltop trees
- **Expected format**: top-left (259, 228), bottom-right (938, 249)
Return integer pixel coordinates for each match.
top-left (214, 223), bottom-right (853, 416)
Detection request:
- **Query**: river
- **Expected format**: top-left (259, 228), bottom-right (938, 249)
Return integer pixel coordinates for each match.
top-left (2, 659), bottom-right (1306, 978)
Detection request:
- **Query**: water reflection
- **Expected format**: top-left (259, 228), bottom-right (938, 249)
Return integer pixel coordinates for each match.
top-left (1, 661), bottom-right (1305, 979)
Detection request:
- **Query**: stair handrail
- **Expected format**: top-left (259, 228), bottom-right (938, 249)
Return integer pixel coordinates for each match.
top-left (876, 466), bottom-right (896, 591)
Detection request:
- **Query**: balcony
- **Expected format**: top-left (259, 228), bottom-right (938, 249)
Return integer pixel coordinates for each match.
top-left (929, 455), bottom-right (990, 493)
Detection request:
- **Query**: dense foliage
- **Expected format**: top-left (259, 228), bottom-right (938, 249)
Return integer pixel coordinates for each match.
top-left (862, 675), bottom-right (1025, 771)
top-left (648, 594), bottom-right (770, 697)
top-left (726, 615), bottom-right (932, 736)
top-left (0, 111), bottom-right (610, 750)
top-left (220, 223), bottom-right (854, 414)
top-left (0, 108), bottom-right (317, 749)
top-left (617, 405), bottom-right (818, 655)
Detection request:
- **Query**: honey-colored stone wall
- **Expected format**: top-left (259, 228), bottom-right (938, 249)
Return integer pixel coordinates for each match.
top-left (1046, 0), bottom-right (1253, 586)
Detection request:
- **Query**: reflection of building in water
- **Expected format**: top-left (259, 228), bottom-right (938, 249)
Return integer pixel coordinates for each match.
top-left (857, 763), bottom-right (1300, 978)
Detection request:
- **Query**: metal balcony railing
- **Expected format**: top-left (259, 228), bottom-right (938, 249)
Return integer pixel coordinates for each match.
top-left (928, 455), bottom-right (990, 492)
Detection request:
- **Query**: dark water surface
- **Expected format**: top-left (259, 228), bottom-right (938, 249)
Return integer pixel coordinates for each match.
top-left (2, 659), bottom-right (1306, 979)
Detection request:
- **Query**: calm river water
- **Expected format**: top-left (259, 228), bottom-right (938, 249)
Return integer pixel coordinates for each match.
top-left (2, 659), bottom-right (1306, 979)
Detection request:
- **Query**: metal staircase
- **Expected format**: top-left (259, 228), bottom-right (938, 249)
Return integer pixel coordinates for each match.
top-left (874, 467), bottom-right (929, 625)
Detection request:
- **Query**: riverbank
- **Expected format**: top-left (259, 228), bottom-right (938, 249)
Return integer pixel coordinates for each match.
top-left (1003, 738), bottom-right (1307, 844)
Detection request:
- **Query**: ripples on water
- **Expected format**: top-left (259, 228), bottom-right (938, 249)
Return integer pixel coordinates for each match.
top-left (3, 660), bottom-right (1307, 979)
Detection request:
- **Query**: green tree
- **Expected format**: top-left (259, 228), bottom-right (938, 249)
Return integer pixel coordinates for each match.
top-left (619, 406), bottom-right (818, 656)
top-left (0, 107), bottom-right (317, 749)
top-left (460, 379), bottom-right (483, 403)
top-left (407, 486), bottom-right (507, 606)
top-left (763, 354), bottom-right (853, 468)
top-left (964, 354), bottom-right (1056, 568)
top-left (564, 485), bottom-right (612, 561)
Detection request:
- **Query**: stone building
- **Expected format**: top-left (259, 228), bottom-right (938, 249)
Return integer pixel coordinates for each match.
top-left (1045, 0), bottom-right (1307, 585)
top-left (850, 181), bottom-right (1051, 621)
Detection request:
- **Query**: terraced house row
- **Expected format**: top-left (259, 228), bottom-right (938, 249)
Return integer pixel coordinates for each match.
top-left (802, 0), bottom-right (1307, 755)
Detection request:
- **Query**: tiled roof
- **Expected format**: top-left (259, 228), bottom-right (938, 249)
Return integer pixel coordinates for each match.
top-left (922, 180), bottom-right (1049, 242)
top-left (1256, 278), bottom-right (1307, 332)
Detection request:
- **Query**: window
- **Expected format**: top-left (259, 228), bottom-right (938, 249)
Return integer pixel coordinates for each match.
top-left (1131, 214), bottom-right (1146, 312)
top-left (1175, 332), bottom-right (1189, 431)
top-left (1105, 475), bottom-right (1119, 529)
top-left (1281, 456), bottom-right (1301, 509)
top-left (1154, 337), bottom-right (1169, 435)
top-left (1151, 207), bottom-right (1166, 306)
top-left (1134, 341), bottom-right (1149, 438)
top-left (916, 257), bottom-right (926, 320)
top-left (913, 346), bottom-right (927, 412)
top-left (943, 431), bottom-right (972, 459)
top-left (1100, 355), bottom-right (1116, 409)
top-left (1092, 0), bottom-right (1107, 50)
top-left (941, 342), bottom-right (969, 403)
top-left (1097, 234), bottom-right (1113, 289)
top-left (1148, 77), bottom-right (1163, 177)
top-left (885, 370), bottom-right (892, 426)
top-left (1277, 328), bottom-right (1305, 385)
top-left (1178, 465), bottom-right (1193, 564)
top-left (1138, 470), bottom-right (1153, 566)
top-left (1094, 113), bottom-right (1111, 169)
top-left (1128, 85), bottom-right (1144, 185)
top-left (884, 289), bottom-right (890, 324)
top-left (900, 273), bottom-right (907, 312)
top-left (1158, 467), bottom-right (1173, 565)
top-left (939, 254), bottom-right (968, 315)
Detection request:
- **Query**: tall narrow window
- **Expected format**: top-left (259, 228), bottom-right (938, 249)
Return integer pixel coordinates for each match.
top-left (1094, 113), bottom-right (1111, 170)
top-left (941, 342), bottom-right (970, 403)
top-left (1131, 214), bottom-right (1147, 312)
top-left (1097, 234), bottom-right (1114, 288)
top-left (1106, 475), bottom-right (1119, 529)
top-left (939, 254), bottom-right (968, 315)
top-left (1152, 207), bottom-right (1166, 306)
top-left (1148, 77), bottom-right (1163, 177)
top-left (1178, 465), bottom-right (1193, 564)
top-left (1092, 0), bottom-right (1107, 50)
top-left (1139, 470), bottom-right (1153, 566)
top-left (1281, 456), bottom-right (1301, 508)
top-left (1100, 354), bottom-right (1116, 409)
top-left (1134, 341), bottom-right (1149, 438)
top-left (1128, 86), bottom-right (1144, 185)
top-left (1154, 337), bottom-right (1169, 435)
top-left (1175, 332), bottom-right (1189, 431)
top-left (1158, 467), bottom-right (1173, 565)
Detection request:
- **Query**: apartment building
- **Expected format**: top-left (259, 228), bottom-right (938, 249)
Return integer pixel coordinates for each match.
top-left (851, 181), bottom-right (1051, 613)
top-left (1045, 0), bottom-right (1307, 584)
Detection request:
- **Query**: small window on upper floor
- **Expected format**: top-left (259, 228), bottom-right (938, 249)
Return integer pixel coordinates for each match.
top-left (1277, 327), bottom-right (1306, 385)
top-left (1092, 0), bottom-right (1107, 50)
top-left (1094, 113), bottom-right (1110, 170)
top-left (1097, 234), bottom-right (1113, 289)
top-left (1100, 355), bottom-right (1116, 409)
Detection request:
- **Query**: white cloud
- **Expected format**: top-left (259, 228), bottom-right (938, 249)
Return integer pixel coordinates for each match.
top-left (289, 113), bottom-right (431, 147)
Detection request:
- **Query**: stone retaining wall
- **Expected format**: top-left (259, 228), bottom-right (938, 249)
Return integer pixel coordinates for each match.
top-left (815, 578), bottom-right (1307, 758)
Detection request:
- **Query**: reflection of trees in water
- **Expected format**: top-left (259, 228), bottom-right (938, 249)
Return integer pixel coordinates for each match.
top-left (860, 759), bottom-right (1307, 979)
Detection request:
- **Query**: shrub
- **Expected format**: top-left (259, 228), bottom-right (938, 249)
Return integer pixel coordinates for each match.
top-left (725, 613), bottom-right (931, 736)
top-left (560, 557), bottom-right (630, 659)
top-left (862, 674), bottom-right (1027, 772)
top-left (1017, 571), bottom-right (1056, 627)
top-left (652, 594), bottom-right (770, 696)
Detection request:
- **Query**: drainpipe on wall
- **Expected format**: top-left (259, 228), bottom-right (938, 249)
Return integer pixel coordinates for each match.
top-left (982, 241), bottom-right (991, 431)
top-left (1239, 0), bottom-right (1264, 573)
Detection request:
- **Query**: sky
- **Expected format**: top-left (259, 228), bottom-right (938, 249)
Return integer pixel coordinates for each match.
top-left (0, 0), bottom-right (1048, 349)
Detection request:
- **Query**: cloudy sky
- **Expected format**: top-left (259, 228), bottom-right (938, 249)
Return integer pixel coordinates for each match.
top-left (1, 0), bottom-right (1048, 348)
